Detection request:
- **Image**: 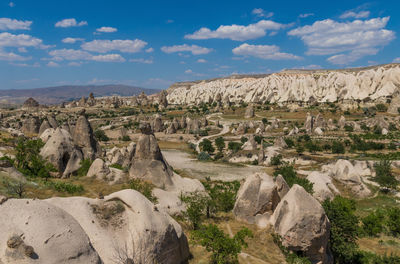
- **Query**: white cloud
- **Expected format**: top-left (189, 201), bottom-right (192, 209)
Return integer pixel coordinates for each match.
top-left (299, 13), bottom-right (314, 18)
top-left (232, 43), bottom-right (301, 60)
top-left (166, 19), bottom-right (174, 24)
top-left (393, 58), bottom-right (400, 63)
top-left (0, 32), bottom-right (44, 48)
top-left (18, 47), bottom-right (27, 53)
top-left (55, 18), bottom-right (87, 28)
top-left (252, 8), bottom-right (274, 18)
top-left (145, 47), bottom-right (154, 53)
top-left (81, 39), bottom-right (147, 53)
top-left (47, 61), bottom-right (59, 67)
top-left (96, 26), bottom-right (117, 33)
top-left (130, 58), bottom-right (153, 64)
top-left (184, 20), bottom-right (285, 41)
top-left (68, 62), bottom-right (81, 66)
top-left (161, 44), bottom-right (212, 55)
top-left (62, 37), bottom-right (84, 44)
top-left (197, 59), bottom-right (207, 63)
top-left (0, 18), bottom-right (32, 30)
top-left (340, 10), bottom-right (370, 19)
top-left (49, 49), bottom-right (92, 60)
top-left (91, 54), bottom-right (125, 62)
top-left (185, 69), bottom-right (192, 74)
top-left (288, 17), bottom-right (395, 64)
top-left (49, 48), bottom-right (125, 62)
top-left (0, 49), bottom-right (30, 61)
top-left (9, 2), bottom-right (15, 7)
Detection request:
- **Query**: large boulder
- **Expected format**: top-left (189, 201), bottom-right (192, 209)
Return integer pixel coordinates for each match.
top-left (129, 123), bottom-right (174, 188)
top-left (0, 199), bottom-right (102, 264)
top-left (152, 114), bottom-right (163, 132)
top-left (40, 128), bottom-right (79, 175)
top-left (244, 105), bottom-right (255, 118)
top-left (307, 171), bottom-right (339, 202)
top-left (72, 112), bottom-right (100, 160)
top-left (46, 190), bottom-right (190, 264)
top-left (271, 185), bottom-right (332, 264)
top-left (233, 173), bottom-right (280, 228)
top-left (21, 116), bottom-right (40, 134)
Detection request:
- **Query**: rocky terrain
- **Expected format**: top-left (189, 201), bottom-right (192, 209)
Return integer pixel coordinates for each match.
top-left (167, 64), bottom-right (400, 106)
top-left (0, 67), bottom-right (400, 263)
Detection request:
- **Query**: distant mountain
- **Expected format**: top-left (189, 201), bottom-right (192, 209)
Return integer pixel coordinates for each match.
top-left (0, 84), bottom-right (160, 105)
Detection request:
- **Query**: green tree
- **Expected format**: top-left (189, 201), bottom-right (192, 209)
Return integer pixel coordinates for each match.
top-left (322, 196), bottom-right (360, 264)
top-left (200, 139), bottom-right (215, 153)
top-left (203, 179), bottom-right (240, 217)
top-left (361, 209), bottom-right (385, 237)
top-left (331, 141), bottom-right (345, 154)
top-left (228, 142), bottom-right (242, 153)
top-left (374, 160), bottom-right (398, 191)
top-left (215, 137), bottom-right (225, 152)
top-left (181, 192), bottom-right (209, 229)
top-left (273, 163), bottom-right (313, 194)
top-left (386, 207), bottom-right (400, 237)
top-left (192, 224), bottom-right (253, 264)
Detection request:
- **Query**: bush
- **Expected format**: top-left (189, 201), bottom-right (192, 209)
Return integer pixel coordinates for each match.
top-left (76, 159), bottom-right (92, 176)
top-left (270, 154), bottom-right (283, 166)
top-left (180, 192), bottom-right (209, 229)
top-left (274, 163), bottom-right (313, 194)
top-left (198, 130), bottom-right (208, 137)
top-left (296, 144), bottom-right (305, 154)
top-left (374, 160), bottom-right (398, 190)
top-left (215, 137), bottom-right (225, 152)
top-left (199, 139), bottom-right (214, 153)
top-left (361, 210), bottom-right (385, 237)
top-left (203, 180), bottom-right (240, 216)
top-left (254, 135), bottom-right (263, 144)
top-left (228, 142), bottom-right (242, 153)
top-left (192, 224), bottom-right (252, 264)
top-left (48, 181), bottom-right (84, 194)
top-left (386, 207), bottom-right (400, 237)
top-left (94, 130), bottom-right (109, 141)
top-left (331, 141), bottom-right (345, 154)
top-left (322, 196), bottom-right (359, 264)
top-left (121, 135), bottom-right (130, 141)
top-left (198, 151), bottom-right (211, 161)
top-left (240, 137), bottom-right (248, 144)
top-left (284, 138), bottom-right (295, 148)
top-left (344, 124), bottom-right (354, 132)
top-left (376, 103), bottom-right (388, 112)
top-left (305, 141), bottom-right (321, 153)
top-left (129, 179), bottom-right (157, 203)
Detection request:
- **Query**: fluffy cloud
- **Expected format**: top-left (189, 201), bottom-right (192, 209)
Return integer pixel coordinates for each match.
top-left (340, 10), bottom-right (370, 19)
top-left (197, 59), bottom-right (207, 63)
top-left (91, 54), bottom-right (125, 62)
top-left (145, 47), bottom-right (154, 53)
top-left (252, 8), bottom-right (274, 18)
top-left (0, 18), bottom-right (31, 30)
top-left (130, 58), bottom-right (153, 64)
top-left (184, 20), bottom-right (285, 41)
top-left (232, 43), bottom-right (301, 60)
top-left (0, 50), bottom-right (30, 61)
top-left (161, 44), bottom-right (212, 55)
top-left (96, 26), bottom-right (117, 33)
top-left (184, 69), bottom-right (192, 74)
top-left (55, 18), bottom-right (87, 28)
top-left (48, 48), bottom-right (125, 62)
top-left (62, 37), bottom-right (84, 44)
top-left (81, 39), bottom-right (147, 53)
top-left (0, 32), bottom-right (44, 48)
top-left (299, 13), bottom-right (314, 18)
top-left (288, 17), bottom-right (395, 64)
top-left (47, 61), bottom-right (59, 67)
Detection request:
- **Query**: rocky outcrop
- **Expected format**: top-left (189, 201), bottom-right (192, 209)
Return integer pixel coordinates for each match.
top-left (0, 199), bottom-right (102, 263)
top-left (244, 105), bottom-right (254, 118)
top-left (167, 64), bottom-right (400, 105)
top-left (22, 97), bottom-right (39, 109)
top-left (271, 185), bottom-right (332, 264)
top-left (21, 116), bottom-right (40, 134)
top-left (72, 111), bottom-right (100, 160)
top-left (129, 123), bottom-right (174, 188)
top-left (39, 120), bottom-right (51, 135)
top-left (233, 173), bottom-right (280, 227)
top-left (307, 171), bottom-right (339, 202)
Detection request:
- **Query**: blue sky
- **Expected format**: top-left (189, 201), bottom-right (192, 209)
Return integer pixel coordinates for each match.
top-left (1, 0), bottom-right (399, 90)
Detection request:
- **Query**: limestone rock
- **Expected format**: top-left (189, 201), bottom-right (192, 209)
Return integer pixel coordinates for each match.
top-left (244, 105), bottom-right (255, 118)
top-left (307, 171), bottom-right (339, 202)
top-left (234, 173), bottom-right (280, 227)
top-left (72, 113), bottom-right (100, 160)
top-left (271, 185), bottom-right (331, 264)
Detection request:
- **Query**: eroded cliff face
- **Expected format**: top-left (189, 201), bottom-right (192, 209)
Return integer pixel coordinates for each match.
top-left (167, 64), bottom-right (400, 105)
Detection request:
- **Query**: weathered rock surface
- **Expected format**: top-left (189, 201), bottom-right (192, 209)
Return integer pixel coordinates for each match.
top-left (234, 173), bottom-right (280, 228)
top-left (271, 185), bottom-right (332, 264)
top-left (167, 64), bottom-right (400, 104)
top-left (21, 116), bottom-right (40, 134)
top-left (307, 171), bottom-right (339, 202)
top-left (72, 112), bottom-right (100, 160)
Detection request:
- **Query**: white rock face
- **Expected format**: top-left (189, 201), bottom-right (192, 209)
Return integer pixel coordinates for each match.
top-left (167, 64), bottom-right (400, 104)
top-left (307, 171), bottom-right (340, 202)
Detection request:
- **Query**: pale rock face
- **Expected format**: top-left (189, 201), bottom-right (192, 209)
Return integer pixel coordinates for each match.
top-left (244, 105), bottom-right (255, 118)
top-left (242, 135), bottom-right (257, 151)
top-left (167, 65), bottom-right (400, 105)
top-left (0, 199), bottom-right (102, 264)
top-left (44, 189), bottom-right (190, 264)
top-left (314, 127), bottom-right (323, 135)
top-left (233, 173), bottom-right (280, 228)
top-left (307, 171), bottom-right (340, 202)
top-left (271, 185), bottom-right (332, 264)
top-left (322, 159), bottom-right (371, 197)
top-left (72, 114), bottom-right (101, 160)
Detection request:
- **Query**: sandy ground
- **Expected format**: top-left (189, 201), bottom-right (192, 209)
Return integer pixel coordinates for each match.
top-left (162, 149), bottom-right (264, 181)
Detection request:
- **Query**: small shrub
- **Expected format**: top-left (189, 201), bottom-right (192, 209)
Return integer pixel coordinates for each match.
top-left (49, 181), bottom-right (84, 194)
top-left (270, 154), bottom-right (283, 166)
top-left (180, 192), bottom-right (209, 229)
top-left (361, 210), bottom-right (385, 237)
top-left (76, 159), bottom-right (92, 177)
top-left (110, 163), bottom-right (124, 170)
top-left (121, 135), bottom-right (130, 141)
top-left (331, 141), bottom-right (345, 154)
top-left (94, 130), bottom-right (109, 141)
top-left (386, 207), bottom-right (400, 237)
top-left (129, 179), bottom-right (157, 203)
top-left (197, 151), bottom-right (211, 161)
top-left (375, 160), bottom-right (398, 190)
top-left (228, 142), bottom-right (242, 153)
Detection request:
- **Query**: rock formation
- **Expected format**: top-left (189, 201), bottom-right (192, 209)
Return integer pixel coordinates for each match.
top-left (22, 97), bottom-right (39, 109)
top-left (271, 185), bottom-right (332, 264)
top-left (244, 104), bottom-right (255, 118)
top-left (72, 110), bottom-right (101, 160)
top-left (21, 116), bottom-right (40, 134)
